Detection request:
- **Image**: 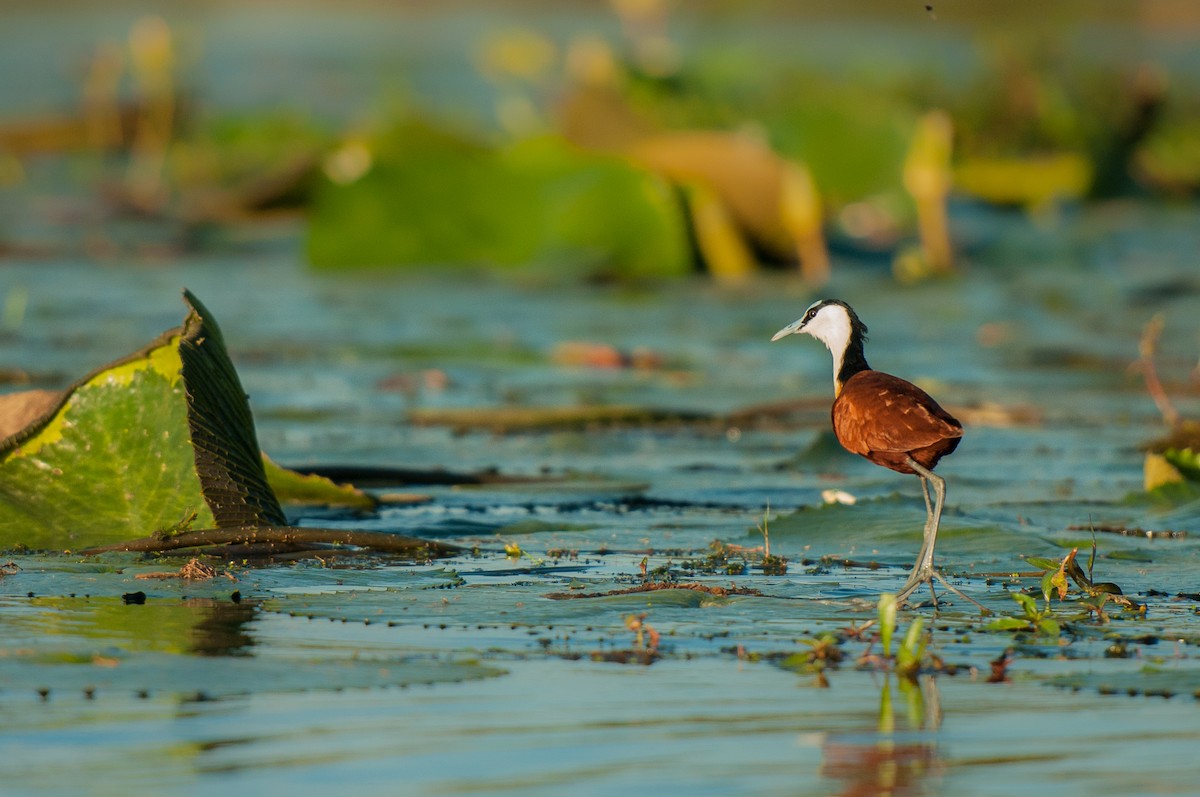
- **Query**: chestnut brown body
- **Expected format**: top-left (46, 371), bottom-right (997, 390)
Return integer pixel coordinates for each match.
top-left (832, 370), bottom-right (962, 475)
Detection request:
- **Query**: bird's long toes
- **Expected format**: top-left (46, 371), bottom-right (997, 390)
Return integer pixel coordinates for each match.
top-left (895, 575), bottom-right (929, 602)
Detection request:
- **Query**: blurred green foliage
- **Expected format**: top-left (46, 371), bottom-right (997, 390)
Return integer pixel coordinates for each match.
top-left (170, 112), bottom-right (331, 195)
top-left (728, 76), bottom-right (918, 210)
top-left (3, 3), bottom-right (1199, 277)
top-left (307, 121), bottom-right (690, 278)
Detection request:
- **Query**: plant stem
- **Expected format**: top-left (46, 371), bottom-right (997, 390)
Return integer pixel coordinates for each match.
top-left (80, 526), bottom-right (459, 557)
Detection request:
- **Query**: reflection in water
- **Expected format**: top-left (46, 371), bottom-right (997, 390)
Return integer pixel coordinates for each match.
top-left (822, 739), bottom-right (940, 797)
top-left (186, 597), bottom-right (259, 657)
top-left (821, 676), bottom-right (944, 797)
top-left (20, 593), bottom-right (258, 657)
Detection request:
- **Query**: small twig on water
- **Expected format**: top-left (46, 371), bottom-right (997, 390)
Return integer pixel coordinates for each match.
top-left (757, 500), bottom-right (771, 559)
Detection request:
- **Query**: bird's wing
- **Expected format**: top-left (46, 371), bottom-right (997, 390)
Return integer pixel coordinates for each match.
top-left (832, 371), bottom-right (962, 456)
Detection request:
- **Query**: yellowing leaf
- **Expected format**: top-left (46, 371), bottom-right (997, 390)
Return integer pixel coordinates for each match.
top-left (685, 182), bottom-right (756, 284)
top-left (954, 153), bottom-right (1092, 208)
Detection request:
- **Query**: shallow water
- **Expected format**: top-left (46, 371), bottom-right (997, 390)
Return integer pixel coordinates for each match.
top-left (3, 201), bottom-right (1200, 795)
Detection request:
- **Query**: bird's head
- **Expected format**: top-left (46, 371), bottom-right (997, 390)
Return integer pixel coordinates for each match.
top-left (770, 299), bottom-right (866, 354)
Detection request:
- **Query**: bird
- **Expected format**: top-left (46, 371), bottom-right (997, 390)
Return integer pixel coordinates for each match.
top-left (771, 298), bottom-right (977, 608)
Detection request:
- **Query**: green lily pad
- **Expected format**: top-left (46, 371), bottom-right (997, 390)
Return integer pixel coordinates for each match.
top-left (0, 290), bottom-right (285, 551)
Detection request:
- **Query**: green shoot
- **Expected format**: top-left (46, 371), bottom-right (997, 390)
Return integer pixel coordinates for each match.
top-left (878, 592), bottom-right (898, 658)
top-left (895, 616), bottom-right (928, 680)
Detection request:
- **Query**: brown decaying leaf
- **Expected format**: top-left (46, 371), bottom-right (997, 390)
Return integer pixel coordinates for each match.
top-left (0, 389), bottom-right (62, 441)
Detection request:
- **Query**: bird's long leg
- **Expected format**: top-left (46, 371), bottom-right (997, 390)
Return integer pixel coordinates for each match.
top-left (897, 458), bottom-right (988, 612)
top-left (916, 465), bottom-right (944, 575)
top-left (895, 456), bottom-right (987, 611)
top-left (896, 458), bottom-right (943, 601)
top-left (908, 475), bottom-right (935, 582)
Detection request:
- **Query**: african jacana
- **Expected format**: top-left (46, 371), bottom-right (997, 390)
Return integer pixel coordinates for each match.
top-left (772, 299), bottom-right (975, 607)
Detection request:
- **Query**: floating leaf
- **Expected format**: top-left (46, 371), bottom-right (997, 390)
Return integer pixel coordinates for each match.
top-left (1049, 667), bottom-right (1200, 699)
top-left (494, 518), bottom-right (595, 535)
top-left (0, 290), bottom-right (285, 551)
top-left (262, 454), bottom-right (376, 509)
top-left (0, 649), bottom-right (503, 699)
top-left (985, 617), bottom-right (1032, 632)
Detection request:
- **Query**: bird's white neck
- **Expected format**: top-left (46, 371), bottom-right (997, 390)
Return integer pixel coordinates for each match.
top-left (772, 299), bottom-right (871, 397)
top-left (803, 308), bottom-right (854, 395)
